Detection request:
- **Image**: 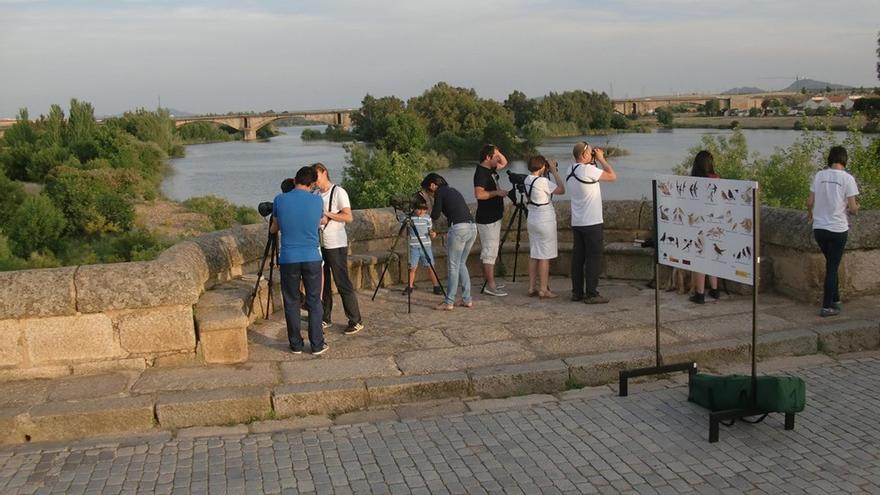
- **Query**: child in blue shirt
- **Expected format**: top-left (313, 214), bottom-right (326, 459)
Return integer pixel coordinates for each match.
top-left (404, 198), bottom-right (442, 295)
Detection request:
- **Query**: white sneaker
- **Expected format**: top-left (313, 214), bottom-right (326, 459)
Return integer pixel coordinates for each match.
top-left (321, 321), bottom-right (331, 329)
top-left (495, 283), bottom-right (506, 289)
top-left (484, 287), bottom-right (508, 297)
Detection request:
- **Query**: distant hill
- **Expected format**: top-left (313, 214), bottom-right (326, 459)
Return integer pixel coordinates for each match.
top-left (781, 79), bottom-right (852, 92)
top-left (722, 86), bottom-right (766, 95)
top-left (165, 108), bottom-right (196, 117)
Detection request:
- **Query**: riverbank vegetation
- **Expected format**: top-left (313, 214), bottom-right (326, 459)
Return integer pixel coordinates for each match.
top-left (0, 101), bottom-right (260, 271)
top-left (674, 119), bottom-right (880, 210)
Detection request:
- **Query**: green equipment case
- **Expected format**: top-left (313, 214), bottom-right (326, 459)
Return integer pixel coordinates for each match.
top-left (756, 376), bottom-right (806, 413)
top-left (688, 374), bottom-right (752, 411)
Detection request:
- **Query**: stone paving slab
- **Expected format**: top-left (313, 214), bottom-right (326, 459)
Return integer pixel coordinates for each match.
top-left (23, 396), bottom-right (154, 443)
top-left (131, 361), bottom-right (278, 393)
top-left (44, 372), bottom-right (134, 402)
top-left (395, 340), bottom-right (537, 374)
top-left (155, 386), bottom-right (271, 429)
top-left (279, 356), bottom-right (400, 384)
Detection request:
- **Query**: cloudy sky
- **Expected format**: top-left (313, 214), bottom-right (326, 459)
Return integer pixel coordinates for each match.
top-left (1, 0), bottom-right (878, 117)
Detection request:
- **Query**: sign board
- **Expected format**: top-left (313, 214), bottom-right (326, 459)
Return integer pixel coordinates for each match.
top-left (654, 174), bottom-right (758, 286)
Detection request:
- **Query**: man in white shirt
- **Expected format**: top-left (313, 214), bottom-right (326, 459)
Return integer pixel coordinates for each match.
top-left (313, 163), bottom-right (364, 335)
top-left (806, 146), bottom-right (859, 317)
top-left (565, 142), bottom-right (617, 304)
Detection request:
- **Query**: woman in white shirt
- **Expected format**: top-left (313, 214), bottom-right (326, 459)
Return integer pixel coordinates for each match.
top-left (524, 156), bottom-right (565, 298)
top-left (806, 146), bottom-right (859, 317)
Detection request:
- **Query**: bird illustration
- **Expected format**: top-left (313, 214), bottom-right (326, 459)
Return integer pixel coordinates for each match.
top-left (727, 189), bottom-right (735, 201)
top-left (741, 188), bottom-right (753, 204)
top-left (707, 183), bottom-right (718, 202)
top-left (658, 182), bottom-right (671, 196)
top-left (689, 182), bottom-right (699, 198)
top-left (695, 233), bottom-right (705, 255)
top-left (721, 190), bottom-right (729, 201)
top-left (681, 239), bottom-right (693, 252)
top-left (740, 218), bottom-right (753, 233)
top-left (713, 243), bottom-right (726, 260)
top-left (687, 213), bottom-right (704, 226)
top-left (707, 227), bottom-right (725, 239)
top-left (660, 206), bottom-right (669, 221)
top-left (660, 232), bottom-right (667, 243)
top-left (672, 207), bottom-right (685, 223)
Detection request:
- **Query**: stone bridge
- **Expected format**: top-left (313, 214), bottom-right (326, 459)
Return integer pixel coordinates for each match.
top-left (173, 110), bottom-right (354, 141)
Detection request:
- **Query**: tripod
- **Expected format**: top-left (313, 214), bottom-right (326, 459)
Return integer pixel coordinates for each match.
top-left (247, 218), bottom-right (279, 319)
top-left (481, 188), bottom-right (527, 294)
top-left (371, 210), bottom-right (446, 313)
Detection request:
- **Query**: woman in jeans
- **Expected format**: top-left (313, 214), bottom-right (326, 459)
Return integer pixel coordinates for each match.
top-left (524, 156), bottom-right (565, 298)
top-left (689, 150), bottom-right (721, 304)
top-left (807, 146), bottom-right (859, 317)
top-left (427, 174), bottom-right (478, 310)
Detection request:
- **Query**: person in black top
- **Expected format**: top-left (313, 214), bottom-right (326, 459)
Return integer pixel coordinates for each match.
top-left (473, 144), bottom-right (509, 297)
top-left (426, 174), bottom-right (477, 310)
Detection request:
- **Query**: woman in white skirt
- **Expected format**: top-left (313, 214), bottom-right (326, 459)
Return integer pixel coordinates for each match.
top-left (524, 156), bottom-right (565, 298)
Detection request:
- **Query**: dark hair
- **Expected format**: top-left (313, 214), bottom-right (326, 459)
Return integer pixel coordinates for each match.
top-left (421, 172), bottom-right (447, 189)
top-left (280, 178), bottom-right (295, 193)
top-left (827, 146), bottom-right (848, 167)
top-left (294, 166), bottom-right (318, 186)
top-left (527, 156), bottom-right (548, 173)
top-left (412, 193), bottom-right (428, 211)
top-left (691, 150), bottom-right (716, 178)
top-left (479, 144), bottom-right (498, 163)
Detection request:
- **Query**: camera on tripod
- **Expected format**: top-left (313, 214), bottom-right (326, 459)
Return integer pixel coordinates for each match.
top-left (258, 201), bottom-right (273, 218)
top-left (506, 170), bottom-right (528, 203)
top-left (389, 193), bottom-right (422, 216)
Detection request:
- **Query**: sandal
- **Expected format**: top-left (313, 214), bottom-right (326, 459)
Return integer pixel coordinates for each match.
top-left (528, 289), bottom-right (539, 297)
top-left (538, 290), bottom-right (558, 299)
top-left (455, 300), bottom-right (473, 308)
top-left (434, 303), bottom-right (454, 311)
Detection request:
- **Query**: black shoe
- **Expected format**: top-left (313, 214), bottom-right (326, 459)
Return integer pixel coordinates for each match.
top-left (584, 294), bottom-right (609, 304)
top-left (570, 293), bottom-right (584, 302)
top-left (402, 286), bottom-right (414, 295)
top-left (832, 301), bottom-right (842, 310)
top-left (433, 286), bottom-right (444, 295)
top-left (312, 343), bottom-right (330, 355)
top-left (345, 322), bottom-right (364, 335)
top-left (819, 307), bottom-right (840, 317)
top-left (689, 292), bottom-right (705, 304)
top-left (708, 288), bottom-right (720, 300)
top-left (289, 346), bottom-right (303, 354)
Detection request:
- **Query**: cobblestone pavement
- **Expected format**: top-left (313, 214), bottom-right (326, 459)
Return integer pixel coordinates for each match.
top-left (1, 356), bottom-right (878, 495)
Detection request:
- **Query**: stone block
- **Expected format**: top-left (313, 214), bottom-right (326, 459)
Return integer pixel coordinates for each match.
top-left (0, 380), bottom-right (50, 407)
top-left (395, 341), bottom-right (536, 375)
top-left (366, 372), bottom-right (470, 406)
top-left (0, 319), bottom-right (23, 367)
top-left (469, 360), bottom-right (568, 398)
top-left (75, 260), bottom-right (203, 313)
top-left (195, 306), bottom-right (249, 364)
top-left (846, 249), bottom-right (880, 295)
top-left (72, 358), bottom-right (147, 375)
top-left (602, 243), bottom-right (654, 280)
top-left (273, 380), bottom-right (367, 417)
top-left (565, 350), bottom-right (655, 387)
top-left (114, 306), bottom-right (196, 354)
top-left (333, 408), bottom-right (399, 425)
top-left (0, 365), bottom-right (70, 382)
top-left (813, 320), bottom-right (880, 354)
top-left (156, 387), bottom-right (271, 429)
top-left (663, 339), bottom-right (750, 367)
top-left (132, 362), bottom-right (277, 393)
top-left (23, 396), bottom-right (154, 442)
top-left (46, 373), bottom-right (133, 402)
top-left (0, 407), bottom-right (27, 444)
top-left (280, 356), bottom-right (400, 384)
top-left (22, 314), bottom-right (124, 365)
top-left (557, 385), bottom-right (614, 401)
top-left (0, 267), bottom-right (76, 320)
top-left (756, 329), bottom-right (817, 357)
top-left (249, 415), bottom-right (333, 434)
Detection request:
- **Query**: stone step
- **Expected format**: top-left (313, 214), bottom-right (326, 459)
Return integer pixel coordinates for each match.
top-left (2, 319), bottom-right (877, 445)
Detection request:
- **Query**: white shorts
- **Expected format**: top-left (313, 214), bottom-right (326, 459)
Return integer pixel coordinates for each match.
top-left (477, 220), bottom-right (502, 264)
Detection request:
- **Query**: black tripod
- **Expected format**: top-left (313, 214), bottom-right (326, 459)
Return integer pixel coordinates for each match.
top-left (247, 218), bottom-right (279, 319)
top-left (371, 210), bottom-right (446, 313)
top-left (481, 188), bottom-right (528, 294)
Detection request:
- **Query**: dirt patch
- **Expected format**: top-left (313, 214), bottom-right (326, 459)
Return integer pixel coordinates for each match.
top-left (135, 200), bottom-right (211, 239)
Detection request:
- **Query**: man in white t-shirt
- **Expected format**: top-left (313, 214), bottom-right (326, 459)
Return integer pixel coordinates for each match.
top-left (565, 142), bottom-right (617, 304)
top-left (313, 163), bottom-right (364, 335)
top-left (806, 146), bottom-right (859, 317)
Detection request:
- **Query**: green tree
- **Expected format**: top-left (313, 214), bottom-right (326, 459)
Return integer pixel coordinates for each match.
top-left (656, 107), bottom-right (674, 126)
top-left (65, 99), bottom-right (99, 163)
top-left (0, 109), bottom-right (37, 180)
top-left (701, 99), bottom-right (721, 116)
top-left (6, 194), bottom-right (67, 258)
top-left (0, 173), bottom-right (26, 230)
top-left (504, 90), bottom-right (538, 129)
top-left (748, 107), bottom-right (762, 117)
top-left (351, 94), bottom-right (406, 142)
top-left (610, 113), bottom-right (630, 129)
top-left (378, 113), bottom-right (428, 154)
top-left (342, 145), bottom-right (424, 209)
top-left (45, 167), bottom-right (134, 234)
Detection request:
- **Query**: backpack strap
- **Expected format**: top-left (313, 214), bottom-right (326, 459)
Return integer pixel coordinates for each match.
top-left (566, 163), bottom-right (599, 185)
top-left (328, 185), bottom-right (337, 212)
top-left (526, 176), bottom-right (551, 207)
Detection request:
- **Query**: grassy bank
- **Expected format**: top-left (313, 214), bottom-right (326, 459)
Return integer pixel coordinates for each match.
top-left (665, 115), bottom-right (862, 132)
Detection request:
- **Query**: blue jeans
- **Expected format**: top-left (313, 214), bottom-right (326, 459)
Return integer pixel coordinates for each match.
top-left (445, 223), bottom-right (477, 305)
top-left (280, 261), bottom-right (325, 351)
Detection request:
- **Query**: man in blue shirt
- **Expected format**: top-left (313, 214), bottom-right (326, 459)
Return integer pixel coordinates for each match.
top-left (271, 166), bottom-right (328, 355)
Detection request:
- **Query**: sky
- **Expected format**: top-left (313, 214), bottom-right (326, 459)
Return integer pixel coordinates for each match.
top-left (1, 0), bottom-right (878, 117)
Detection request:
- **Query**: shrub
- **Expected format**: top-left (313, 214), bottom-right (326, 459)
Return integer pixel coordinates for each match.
top-left (656, 108), bottom-right (674, 126)
top-left (183, 195), bottom-right (260, 230)
top-left (45, 167), bottom-right (135, 234)
top-left (342, 145), bottom-right (424, 209)
top-left (6, 194), bottom-right (67, 257)
top-left (610, 113), bottom-right (630, 129)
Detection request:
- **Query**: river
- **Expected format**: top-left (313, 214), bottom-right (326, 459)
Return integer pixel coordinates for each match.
top-left (163, 126), bottom-right (847, 207)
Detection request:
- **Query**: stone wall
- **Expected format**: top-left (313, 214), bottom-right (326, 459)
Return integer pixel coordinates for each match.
top-left (0, 202), bottom-right (876, 379)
